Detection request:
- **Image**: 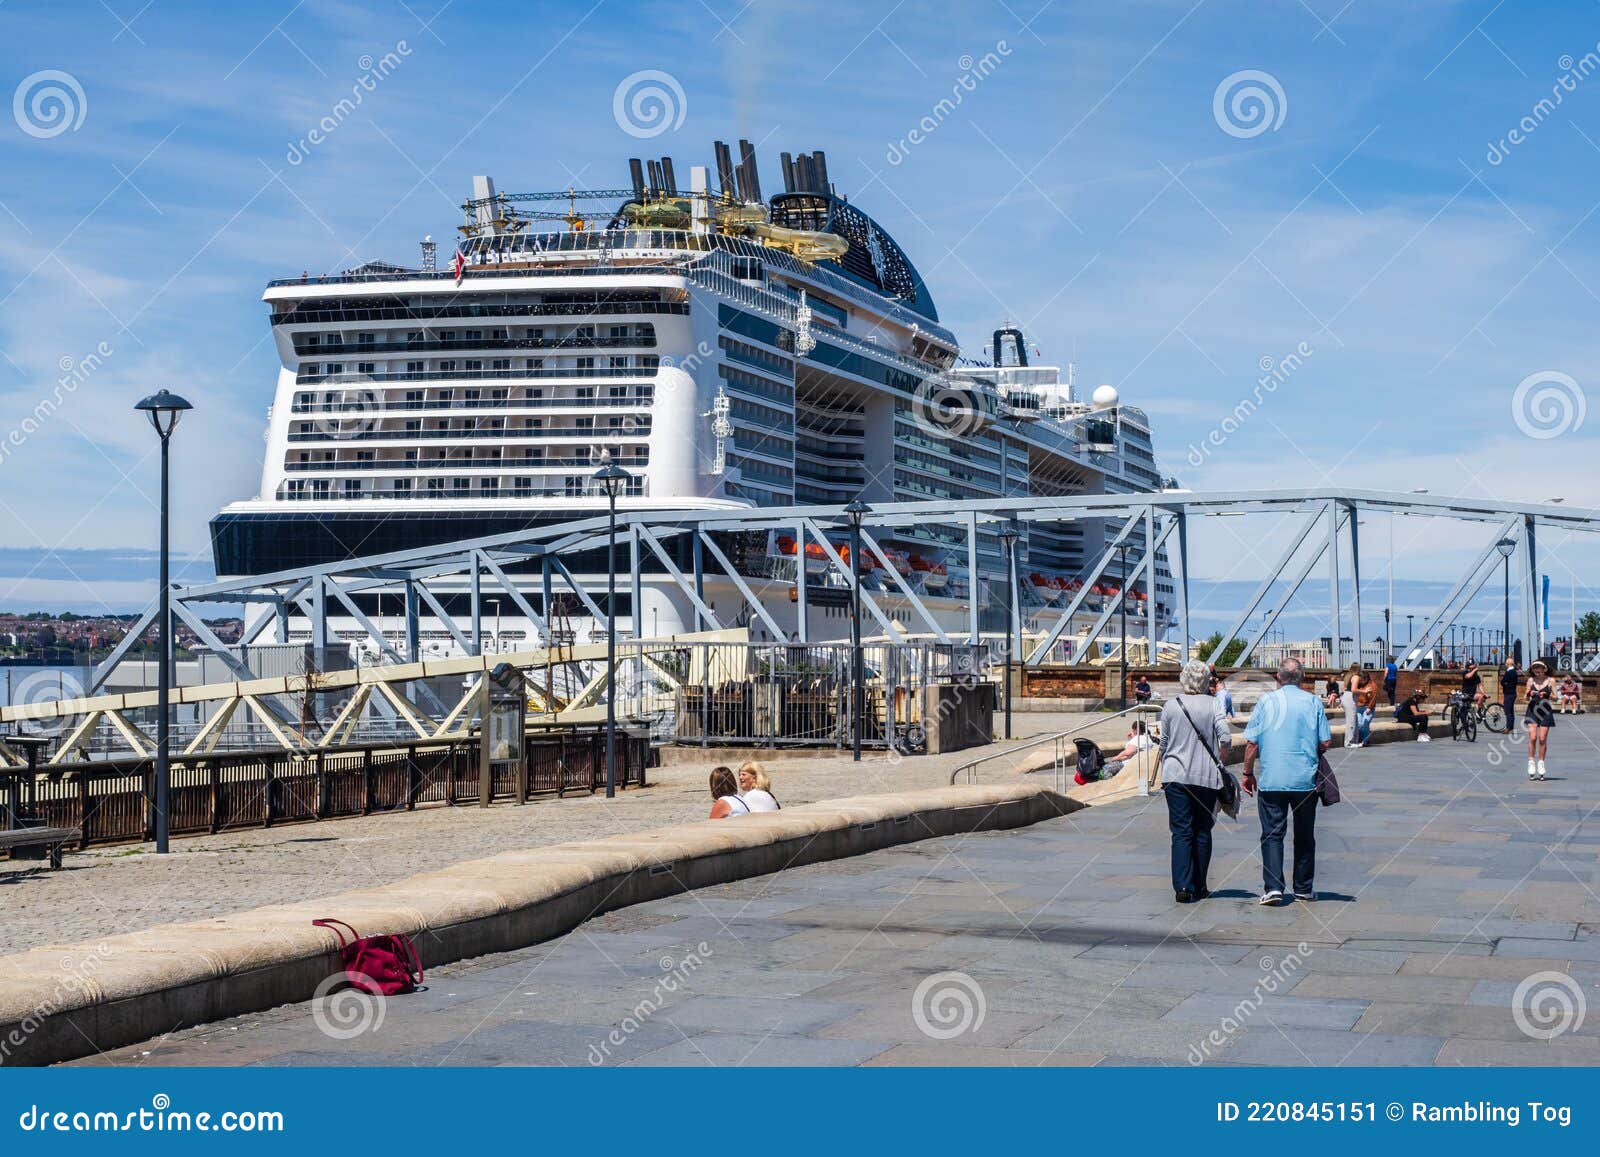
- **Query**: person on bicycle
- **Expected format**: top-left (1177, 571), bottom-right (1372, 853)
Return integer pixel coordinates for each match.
top-left (1461, 660), bottom-right (1484, 710)
top-left (1526, 660), bottom-right (1556, 781)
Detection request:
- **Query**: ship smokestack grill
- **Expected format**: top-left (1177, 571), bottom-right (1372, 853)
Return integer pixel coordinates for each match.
top-left (714, 140), bottom-right (737, 200)
top-left (628, 158), bottom-right (646, 200)
top-left (738, 139), bottom-right (761, 202)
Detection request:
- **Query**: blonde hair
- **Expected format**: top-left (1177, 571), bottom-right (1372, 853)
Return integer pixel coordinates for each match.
top-left (736, 760), bottom-right (771, 791)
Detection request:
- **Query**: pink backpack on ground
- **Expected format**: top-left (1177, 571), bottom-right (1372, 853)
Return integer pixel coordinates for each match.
top-left (312, 918), bottom-right (424, 996)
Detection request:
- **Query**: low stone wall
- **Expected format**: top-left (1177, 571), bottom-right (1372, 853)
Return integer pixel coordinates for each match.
top-left (0, 782), bottom-right (1080, 1067)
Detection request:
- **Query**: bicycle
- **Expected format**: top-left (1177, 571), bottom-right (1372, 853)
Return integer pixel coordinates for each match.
top-left (1447, 692), bottom-right (1477, 742)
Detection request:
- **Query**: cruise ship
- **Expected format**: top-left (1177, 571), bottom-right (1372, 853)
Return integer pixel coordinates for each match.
top-left (210, 140), bottom-right (1174, 658)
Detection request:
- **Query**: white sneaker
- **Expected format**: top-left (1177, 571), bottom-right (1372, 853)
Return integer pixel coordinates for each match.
top-left (1528, 759), bottom-right (1537, 779)
top-left (1537, 760), bottom-right (1547, 780)
top-left (1417, 733), bottom-right (1430, 742)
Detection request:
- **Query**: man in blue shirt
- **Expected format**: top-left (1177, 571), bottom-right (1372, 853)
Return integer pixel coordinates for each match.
top-left (1383, 656), bottom-right (1398, 706)
top-left (1243, 657), bottom-right (1332, 906)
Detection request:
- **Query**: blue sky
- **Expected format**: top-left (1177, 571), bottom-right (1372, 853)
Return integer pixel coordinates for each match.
top-left (2, 0), bottom-right (1598, 632)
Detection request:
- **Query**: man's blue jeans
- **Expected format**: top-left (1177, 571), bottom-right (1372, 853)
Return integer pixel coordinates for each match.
top-left (1257, 789), bottom-right (1318, 896)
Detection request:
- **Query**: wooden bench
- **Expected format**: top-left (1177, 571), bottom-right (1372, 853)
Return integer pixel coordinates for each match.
top-left (0, 826), bottom-right (80, 869)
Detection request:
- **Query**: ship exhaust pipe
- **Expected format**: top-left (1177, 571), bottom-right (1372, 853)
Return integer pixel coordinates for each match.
top-left (628, 158), bottom-right (646, 201)
top-left (993, 328), bottom-right (1028, 367)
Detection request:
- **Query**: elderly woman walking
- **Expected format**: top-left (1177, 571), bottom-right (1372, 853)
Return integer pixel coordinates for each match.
top-left (1159, 659), bottom-right (1234, 904)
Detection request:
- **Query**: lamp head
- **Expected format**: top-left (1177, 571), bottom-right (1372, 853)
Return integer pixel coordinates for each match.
top-left (134, 389), bottom-right (193, 438)
top-left (842, 498), bottom-right (871, 528)
top-left (1496, 537), bottom-right (1516, 559)
top-left (996, 517), bottom-right (1021, 545)
top-left (591, 449), bottom-right (631, 498)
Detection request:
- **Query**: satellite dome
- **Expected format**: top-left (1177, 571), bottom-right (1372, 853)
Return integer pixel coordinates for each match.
top-left (1091, 384), bottom-right (1119, 410)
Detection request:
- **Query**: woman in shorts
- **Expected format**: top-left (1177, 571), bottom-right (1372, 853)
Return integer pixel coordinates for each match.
top-left (1525, 660), bottom-right (1557, 781)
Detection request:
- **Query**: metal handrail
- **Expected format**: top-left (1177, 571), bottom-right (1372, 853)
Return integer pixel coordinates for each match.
top-left (951, 701), bottom-right (1162, 791)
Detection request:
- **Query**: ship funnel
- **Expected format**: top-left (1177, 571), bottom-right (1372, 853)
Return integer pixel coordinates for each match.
top-left (713, 140), bottom-right (737, 200)
top-left (738, 139), bottom-right (762, 202)
top-left (660, 156), bottom-right (677, 194)
top-left (780, 151), bottom-right (795, 193)
top-left (992, 327), bottom-right (1028, 367)
top-left (471, 174), bottom-right (499, 234)
top-left (811, 150), bottom-right (830, 195)
top-left (628, 158), bottom-right (646, 200)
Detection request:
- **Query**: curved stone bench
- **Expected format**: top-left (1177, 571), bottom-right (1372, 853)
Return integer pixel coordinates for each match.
top-left (0, 782), bottom-right (1079, 1067)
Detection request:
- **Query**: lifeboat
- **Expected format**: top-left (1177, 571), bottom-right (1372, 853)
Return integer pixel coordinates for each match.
top-left (1030, 573), bottom-right (1062, 602)
top-left (802, 541), bottom-right (829, 576)
top-left (773, 534), bottom-right (799, 557)
top-left (910, 556), bottom-right (949, 592)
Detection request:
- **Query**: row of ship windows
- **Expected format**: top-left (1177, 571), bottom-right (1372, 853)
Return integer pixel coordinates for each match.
top-left (292, 384), bottom-right (654, 410)
top-left (296, 356), bottom-right (659, 381)
top-left (287, 443), bottom-right (650, 467)
top-left (289, 414), bottom-right (652, 442)
top-left (279, 476), bottom-right (649, 499)
top-left (294, 323), bottom-right (657, 352)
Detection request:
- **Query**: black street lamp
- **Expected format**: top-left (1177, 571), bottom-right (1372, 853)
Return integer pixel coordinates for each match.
top-left (996, 518), bottom-right (1021, 741)
top-left (592, 454), bottom-right (631, 798)
top-left (135, 388), bottom-right (192, 855)
top-left (843, 499), bottom-right (871, 762)
top-left (1406, 613), bottom-right (1414, 645)
top-left (1497, 537), bottom-right (1516, 666)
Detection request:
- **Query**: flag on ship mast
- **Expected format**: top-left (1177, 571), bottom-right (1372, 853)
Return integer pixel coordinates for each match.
top-left (452, 245), bottom-right (465, 285)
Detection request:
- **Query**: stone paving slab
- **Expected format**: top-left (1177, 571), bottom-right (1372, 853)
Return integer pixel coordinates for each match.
top-left (77, 716), bottom-right (1600, 1067)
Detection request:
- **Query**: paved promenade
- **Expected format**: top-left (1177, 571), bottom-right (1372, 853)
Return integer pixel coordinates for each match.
top-left (0, 712), bottom-right (1104, 953)
top-left (86, 717), bottom-right (1600, 1067)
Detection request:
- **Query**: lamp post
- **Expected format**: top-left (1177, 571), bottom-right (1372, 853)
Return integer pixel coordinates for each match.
top-left (135, 389), bottom-right (192, 855)
top-left (1496, 537), bottom-right (1516, 666)
top-left (1406, 613), bottom-right (1414, 645)
top-left (843, 499), bottom-right (871, 762)
top-left (996, 518), bottom-right (1020, 741)
top-left (1116, 542), bottom-right (1130, 710)
top-left (592, 454), bottom-right (631, 798)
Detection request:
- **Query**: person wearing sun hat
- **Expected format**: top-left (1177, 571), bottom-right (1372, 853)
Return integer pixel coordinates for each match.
top-left (1525, 660), bottom-right (1557, 781)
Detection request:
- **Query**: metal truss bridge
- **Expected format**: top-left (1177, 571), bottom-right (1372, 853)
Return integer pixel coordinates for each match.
top-left (1, 488), bottom-right (1592, 763)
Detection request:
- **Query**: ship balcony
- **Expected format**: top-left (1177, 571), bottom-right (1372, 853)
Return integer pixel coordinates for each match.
top-left (292, 366), bottom-right (658, 386)
top-left (282, 452), bottom-right (650, 473)
top-left (275, 478), bottom-right (653, 501)
top-left (291, 334), bottom-right (657, 356)
top-left (286, 423), bottom-right (653, 444)
top-left (289, 395), bottom-right (652, 415)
